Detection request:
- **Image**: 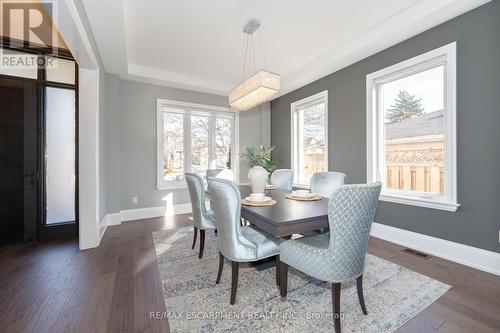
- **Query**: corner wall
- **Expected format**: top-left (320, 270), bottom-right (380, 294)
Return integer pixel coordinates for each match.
top-left (104, 76), bottom-right (270, 215)
top-left (270, 1), bottom-right (500, 253)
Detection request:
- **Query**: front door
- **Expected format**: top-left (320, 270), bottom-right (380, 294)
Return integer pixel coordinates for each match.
top-left (0, 76), bottom-right (38, 245)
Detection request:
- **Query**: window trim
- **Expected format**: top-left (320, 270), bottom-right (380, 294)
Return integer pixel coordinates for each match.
top-left (366, 42), bottom-right (459, 212)
top-left (290, 90), bottom-right (329, 188)
top-left (156, 98), bottom-right (239, 190)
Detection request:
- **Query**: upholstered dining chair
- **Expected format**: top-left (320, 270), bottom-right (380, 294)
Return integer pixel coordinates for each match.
top-left (185, 172), bottom-right (216, 259)
top-left (278, 182), bottom-right (382, 333)
top-left (206, 168), bottom-right (235, 182)
top-left (270, 169), bottom-right (294, 191)
top-left (207, 178), bottom-right (280, 305)
top-left (310, 171), bottom-right (347, 197)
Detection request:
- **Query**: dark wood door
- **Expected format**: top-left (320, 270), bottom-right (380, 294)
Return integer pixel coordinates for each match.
top-left (0, 76), bottom-right (38, 245)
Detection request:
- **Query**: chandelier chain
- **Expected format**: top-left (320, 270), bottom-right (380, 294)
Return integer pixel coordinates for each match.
top-left (257, 29), bottom-right (267, 69)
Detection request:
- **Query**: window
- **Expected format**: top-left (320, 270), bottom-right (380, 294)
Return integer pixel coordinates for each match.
top-left (191, 115), bottom-right (209, 173)
top-left (45, 87), bottom-right (76, 224)
top-left (157, 99), bottom-right (238, 189)
top-left (366, 42), bottom-right (458, 211)
top-left (291, 91), bottom-right (328, 186)
top-left (45, 57), bottom-right (76, 84)
top-left (163, 111), bottom-right (185, 181)
top-left (215, 118), bottom-right (232, 169)
top-left (0, 49), bottom-right (38, 79)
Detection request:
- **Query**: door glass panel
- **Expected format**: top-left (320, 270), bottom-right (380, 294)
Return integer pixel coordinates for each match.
top-left (191, 115), bottom-right (209, 174)
top-left (45, 58), bottom-right (75, 85)
top-left (215, 118), bottom-right (232, 169)
top-left (0, 49), bottom-right (38, 79)
top-left (45, 87), bottom-right (75, 224)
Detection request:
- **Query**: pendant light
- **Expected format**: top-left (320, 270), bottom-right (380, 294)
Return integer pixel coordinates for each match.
top-left (229, 19), bottom-right (280, 111)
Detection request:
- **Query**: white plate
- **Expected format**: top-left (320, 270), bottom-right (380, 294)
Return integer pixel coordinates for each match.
top-left (291, 191), bottom-right (314, 198)
top-left (245, 196), bottom-right (272, 203)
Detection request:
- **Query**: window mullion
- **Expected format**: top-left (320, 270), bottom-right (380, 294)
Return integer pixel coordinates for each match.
top-left (209, 114), bottom-right (216, 169)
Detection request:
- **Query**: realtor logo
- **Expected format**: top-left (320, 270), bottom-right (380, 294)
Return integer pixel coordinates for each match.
top-left (1, 0), bottom-right (58, 69)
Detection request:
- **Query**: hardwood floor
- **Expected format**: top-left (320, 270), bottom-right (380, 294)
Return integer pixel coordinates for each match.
top-left (0, 214), bottom-right (499, 333)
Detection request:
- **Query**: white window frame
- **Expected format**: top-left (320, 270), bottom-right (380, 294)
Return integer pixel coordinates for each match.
top-left (366, 42), bottom-right (459, 212)
top-left (156, 99), bottom-right (239, 190)
top-left (290, 90), bottom-right (329, 188)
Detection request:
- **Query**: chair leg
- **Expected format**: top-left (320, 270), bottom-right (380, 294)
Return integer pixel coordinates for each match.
top-left (230, 261), bottom-right (239, 305)
top-left (279, 261), bottom-right (288, 299)
top-left (275, 255), bottom-right (280, 287)
top-left (356, 275), bottom-right (368, 315)
top-left (332, 283), bottom-right (341, 333)
top-left (191, 227), bottom-right (198, 249)
top-left (198, 230), bottom-right (205, 259)
top-left (216, 253), bottom-right (224, 284)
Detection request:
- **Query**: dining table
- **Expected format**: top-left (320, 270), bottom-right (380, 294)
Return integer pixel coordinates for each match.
top-left (238, 185), bottom-right (329, 238)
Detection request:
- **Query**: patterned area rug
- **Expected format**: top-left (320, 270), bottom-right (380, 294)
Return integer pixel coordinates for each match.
top-left (153, 227), bottom-right (450, 332)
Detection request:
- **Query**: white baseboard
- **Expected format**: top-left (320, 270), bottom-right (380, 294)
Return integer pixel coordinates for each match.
top-left (106, 213), bottom-right (122, 226)
top-left (120, 206), bottom-right (166, 222)
top-left (98, 202), bottom-right (195, 242)
top-left (99, 205), bottom-right (500, 276)
top-left (99, 202), bottom-right (197, 232)
top-left (120, 202), bottom-right (193, 222)
top-left (99, 216), bottom-right (107, 243)
top-left (370, 222), bottom-right (500, 276)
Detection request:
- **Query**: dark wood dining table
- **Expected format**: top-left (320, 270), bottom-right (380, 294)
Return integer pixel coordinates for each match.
top-left (238, 185), bottom-right (329, 238)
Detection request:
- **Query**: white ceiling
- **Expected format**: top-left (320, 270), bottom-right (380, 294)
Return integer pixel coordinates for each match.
top-left (82, 0), bottom-right (489, 97)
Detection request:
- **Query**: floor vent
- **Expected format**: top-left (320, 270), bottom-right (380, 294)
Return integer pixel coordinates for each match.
top-left (402, 248), bottom-right (431, 259)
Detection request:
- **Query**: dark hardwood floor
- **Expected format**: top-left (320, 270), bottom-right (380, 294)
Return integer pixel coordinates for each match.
top-left (0, 214), bottom-right (499, 333)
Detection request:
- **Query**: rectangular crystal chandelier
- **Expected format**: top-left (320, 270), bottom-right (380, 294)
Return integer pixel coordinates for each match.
top-left (229, 70), bottom-right (280, 111)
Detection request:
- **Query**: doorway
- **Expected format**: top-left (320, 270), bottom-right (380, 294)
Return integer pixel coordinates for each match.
top-left (0, 77), bottom-right (38, 244)
top-left (0, 47), bottom-right (78, 245)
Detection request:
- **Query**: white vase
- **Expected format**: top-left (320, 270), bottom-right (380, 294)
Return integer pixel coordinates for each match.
top-left (248, 166), bottom-right (269, 194)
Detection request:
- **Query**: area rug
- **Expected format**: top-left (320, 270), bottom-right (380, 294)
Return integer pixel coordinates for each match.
top-left (153, 227), bottom-right (450, 332)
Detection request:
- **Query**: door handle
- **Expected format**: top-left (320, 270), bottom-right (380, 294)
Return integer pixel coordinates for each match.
top-left (23, 170), bottom-right (38, 184)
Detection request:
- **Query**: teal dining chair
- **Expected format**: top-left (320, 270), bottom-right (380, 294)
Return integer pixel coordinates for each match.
top-left (185, 172), bottom-right (216, 259)
top-left (270, 169), bottom-right (294, 191)
top-left (207, 178), bottom-right (280, 305)
top-left (310, 171), bottom-right (346, 197)
top-left (278, 182), bottom-right (382, 333)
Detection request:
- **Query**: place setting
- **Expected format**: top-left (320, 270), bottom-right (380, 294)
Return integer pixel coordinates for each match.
top-left (241, 192), bottom-right (277, 206)
top-left (285, 189), bottom-right (322, 201)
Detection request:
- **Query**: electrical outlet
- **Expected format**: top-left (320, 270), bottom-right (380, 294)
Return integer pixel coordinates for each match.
top-left (132, 196), bottom-right (138, 204)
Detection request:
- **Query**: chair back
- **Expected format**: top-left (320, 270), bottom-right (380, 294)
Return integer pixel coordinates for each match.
top-left (270, 169), bottom-right (294, 191)
top-left (185, 173), bottom-right (208, 228)
top-left (206, 168), bottom-right (235, 182)
top-left (207, 178), bottom-right (258, 261)
top-left (327, 182), bottom-right (382, 279)
top-left (310, 172), bottom-right (346, 197)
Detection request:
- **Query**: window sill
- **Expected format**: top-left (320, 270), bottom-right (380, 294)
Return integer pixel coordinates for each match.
top-left (379, 193), bottom-right (460, 212)
top-left (156, 182), bottom-right (187, 191)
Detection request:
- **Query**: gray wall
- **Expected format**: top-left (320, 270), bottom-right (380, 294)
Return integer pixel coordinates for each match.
top-left (271, 1), bottom-right (500, 253)
top-left (104, 74), bottom-right (270, 213)
top-left (105, 76), bottom-right (272, 211)
top-left (104, 74), bottom-right (120, 214)
top-left (238, 103), bottom-right (271, 182)
top-left (105, 76), bottom-right (231, 211)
